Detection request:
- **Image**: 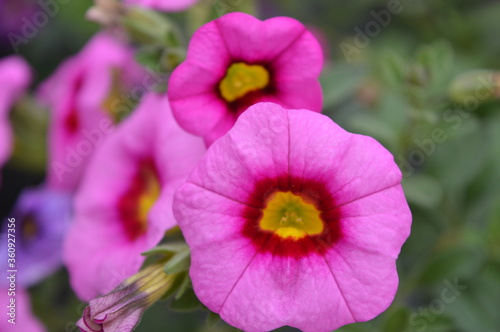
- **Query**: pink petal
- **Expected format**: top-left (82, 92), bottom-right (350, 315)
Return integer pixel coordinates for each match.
top-left (287, 108), bottom-right (402, 206)
top-left (0, 288), bottom-right (45, 332)
top-left (275, 80), bottom-right (323, 112)
top-left (169, 90), bottom-right (230, 138)
top-left (124, 0), bottom-right (200, 12)
top-left (271, 27), bottom-right (324, 82)
top-left (216, 13), bottom-right (308, 64)
top-left (219, 253), bottom-right (357, 332)
top-left (186, 103), bottom-right (289, 205)
top-left (0, 56), bottom-right (31, 168)
top-left (183, 21), bottom-right (230, 73)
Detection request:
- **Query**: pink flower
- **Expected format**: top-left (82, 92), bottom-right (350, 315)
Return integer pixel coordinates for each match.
top-left (38, 32), bottom-right (147, 192)
top-left (168, 12), bottom-right (323, 145)
top-left (0, 56), bottom-right (31, 170)
top-left (124, 0), bottom-right (200, 11)
top-left (63, 93), bottom-right (205, 301)
top-left (173, 102), bottom-right (412, 332)
top-left (0, 288), bottom-right (45, 332)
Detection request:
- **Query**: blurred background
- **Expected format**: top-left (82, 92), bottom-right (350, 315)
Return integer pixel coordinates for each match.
top-left (0, 0), bottom-right (499, 331)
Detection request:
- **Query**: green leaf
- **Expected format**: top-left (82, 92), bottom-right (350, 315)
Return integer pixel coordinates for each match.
top-left (142, 242), bottom-right (190, 256)
top-left (169, 286), bottom-right (202, 312)
top-left (175, 273), bottom-right (192, 300)
top-left (402, 174), bottom-right (443, 208)
top-left (382, 306), bottom-right (410, 332)
top-left (205, 310), bottom-right (222, 329)
top-left (416, 41), bottom-right (453, 89)
top-left (418, 248), bottom-right (485, 285)
top-left (446, 282), bottom-right (497, 332)
top-left (163, 247), bottom-right (191, 274)
top-left (380, 51), bottom-right (407, 89)
top-left (9, 97), bottom-right (48, 173)
top-left (135, 46), bottom-right (164, 70)
top-left (348, 113), bottom-right (398, 149)
top-left (160, 272), bottom-right (186, 300)
top-left (320, 63), bottom-right (367, 109)
top-left (376, 91), bottom-right (410, 140)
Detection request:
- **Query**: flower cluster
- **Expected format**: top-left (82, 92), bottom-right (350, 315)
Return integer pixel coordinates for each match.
top-left (0, 6), bottom-right (411, 332)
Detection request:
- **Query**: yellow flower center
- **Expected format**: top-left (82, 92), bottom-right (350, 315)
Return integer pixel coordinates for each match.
top-left (119, 162), bottom-right (161, 240)
top-left (219, 62), bottom-right (270, 102)
top-left (137, 172), bottom-right (161, 228)
top-left (259, 191), bottom-right (324, 240)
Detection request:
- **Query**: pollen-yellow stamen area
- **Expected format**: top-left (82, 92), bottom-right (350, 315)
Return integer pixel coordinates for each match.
top-left (259, 191), bottom-right (324, 240)
top-left (137, 175), bottom-right (161, 226)
top-left (219, 62), bottom-right (270, 102)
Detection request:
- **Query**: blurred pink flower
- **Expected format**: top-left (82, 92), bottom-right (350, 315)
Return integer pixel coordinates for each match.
top-left (124, 0), bottom-right (200, 12)
top-left (38, 32), bottom-right (147, 192)
top-left (0, 56), bottom-right (31, 171)
top-left (173, 102), bottom-right (411, 332)
top-left (63, 93), bottom-right (205, 301)
top-left (168, 12), bottom-right (323, 145)
top-left (0, 288), bottom-right (45, 332)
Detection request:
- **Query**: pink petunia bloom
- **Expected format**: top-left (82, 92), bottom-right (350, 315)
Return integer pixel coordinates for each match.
top-left (0, 56), bottom-right (31, 170)
top-left (173, 102), bottom-right (412, 332)
top-left (124, 0), bottom-right (200, 12)
top-left (38, 32), bottom-right (147, 192)
top-left (168, 12), bottom-right (323, 146)
top-left (0, 288), bottom-right (45, 332)
top-left (63, 93), bottom-right (205, 301)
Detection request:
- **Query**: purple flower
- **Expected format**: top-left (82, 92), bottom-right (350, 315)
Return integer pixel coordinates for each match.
top-left (0, 0), bottom-right (38, 48)
top-left (0, 187), bottom-right (72, 287)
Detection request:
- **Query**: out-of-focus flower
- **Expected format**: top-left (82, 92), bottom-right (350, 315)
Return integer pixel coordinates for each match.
top-left (168, 12), bottom-right (324, 145)
top-left (0, 56), bottom-right (31, 172)
top-left (174, 102), bottom-right (411, 332)
top-left (0, 288), bottom-right (45, 331)
top-left (77, 262), bottom-right (174, 332)
top-left (0, 0), bottom-right (38, 49)
top-left (37, 32), bottom-right (147, 192)
top-left (124, 0), bottom-right (200, 12)
top-left (0, 187), bottom-right (72, 287)
top-left (64, 93), bottom-right (205, 301)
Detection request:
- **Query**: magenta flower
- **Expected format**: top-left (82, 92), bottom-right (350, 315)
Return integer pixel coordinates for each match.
top-left (0, 56), bottom-right (31, 171)
top-left (0, 187), bottom-right (72, 287)
top-left (173, 102), bottom-right (412, 332)
top-left (38, 32), bottom-right (146, 192)
top-left (168, 12), bottom-right (323, 145)
top-left (124, 0), bottom-right (200, 12)
top-left (0, 288), bottom-right (45, 332)
top-left (63, 93), bottom-right (205, 301)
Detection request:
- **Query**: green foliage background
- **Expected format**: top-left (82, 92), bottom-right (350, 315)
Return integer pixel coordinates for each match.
top-left (1, 0), bottom-right (499, 331)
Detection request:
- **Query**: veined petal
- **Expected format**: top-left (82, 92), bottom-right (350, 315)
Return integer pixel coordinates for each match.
top-left (174, 102), bottom-right (411, 332)
top-left (64, 93), bottom-right (205, 300)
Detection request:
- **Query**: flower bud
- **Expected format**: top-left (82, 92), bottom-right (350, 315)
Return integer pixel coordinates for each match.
top-left (77, 263), bottom-right (174, 332)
